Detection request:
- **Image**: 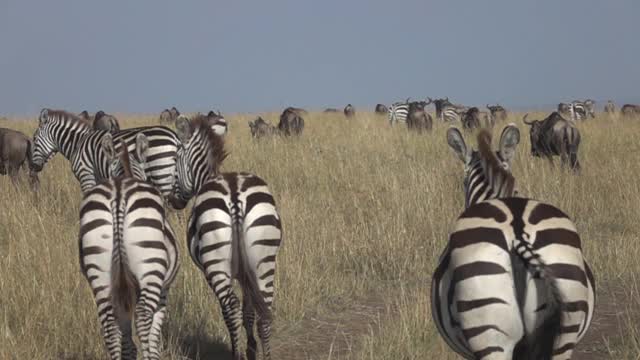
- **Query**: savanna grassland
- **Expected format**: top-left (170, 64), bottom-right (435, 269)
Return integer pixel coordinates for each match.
top-left (1, 110), bottom-right (639, 359)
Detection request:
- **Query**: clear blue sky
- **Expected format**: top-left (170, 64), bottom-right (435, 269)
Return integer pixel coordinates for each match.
top-left (1, 0), bottom-right (638, 115)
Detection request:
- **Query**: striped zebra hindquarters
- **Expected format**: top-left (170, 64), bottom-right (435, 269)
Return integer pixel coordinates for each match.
top-left (433, 125), bottom-right (595, 359)
top-left (174, 114), bottom-right (281, 360)
top-left (188, 173), bottom-right (282, 360)
top-left (79, 134), bottom-right (179, 359)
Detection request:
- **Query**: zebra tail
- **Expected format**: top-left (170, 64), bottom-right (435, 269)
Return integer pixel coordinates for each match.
top-left (232, 207), bottom-right (272, 321)
top-left (512, 238), bottom-right (563, 359)
top-left (110, 196), bottom-right (138, 318)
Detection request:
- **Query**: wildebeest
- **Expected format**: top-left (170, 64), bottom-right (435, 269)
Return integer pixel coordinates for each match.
top-left (0, 127), bottom-right (39, 185)
top-left (248, 117), bottom-right (278, 138)
top-left (206, 110), bottom-right (227, 136)
top-left (523, 112), bottom-right (581, 171)
top-left (486, 104), bottom-right (508, 122)
top-left (375, 104), bottom-right (388, 115)
top-left (621, 104), bottom-right (640, 118)
top-left (406, 101), bottom-right (433, 133)
top-left (323, 108), bottom-right (340, 113)
top-left (557, 103), bottom-right (571, 117)
top-left (604, 100), bottom-right (616, 114)
top-left (93, 111), bottom-right (120, 133)
top-left (278, 107), bottom-right (305, 136)
top-left (431, 97), bottom-right (452, 120)
top-left (344, 104), bottom-right (356, 118)
top-left (461, 107), bottom-right (482, 130)
top-left (160, 107), bottom-right (180, 123)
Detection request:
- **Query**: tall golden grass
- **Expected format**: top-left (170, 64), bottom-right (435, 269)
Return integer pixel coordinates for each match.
top-left (0, 111), bottom-right (638, 359)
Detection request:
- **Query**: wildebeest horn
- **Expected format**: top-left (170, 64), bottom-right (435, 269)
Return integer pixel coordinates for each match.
top-left (445, 97), bottom-right (449, 102)
top-left (522, 114), bottom-right (534, 125)
top-left (405, 97), bottom-right (411, 103)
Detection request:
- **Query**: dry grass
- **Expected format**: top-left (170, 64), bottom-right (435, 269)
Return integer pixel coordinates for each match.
top-left (1, 111), bottom-right (639, 359)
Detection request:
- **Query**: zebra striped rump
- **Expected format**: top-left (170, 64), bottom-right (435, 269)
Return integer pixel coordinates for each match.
top-left (433, 126), bottom-right (595, 360)
top-left (79, 137), bottom-right (179, 360)
top-left (173, 114), bottom-right (281, 360)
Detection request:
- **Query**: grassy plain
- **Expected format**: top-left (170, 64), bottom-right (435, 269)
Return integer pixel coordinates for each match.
top-left (1, 111), bottom-right (638, 359)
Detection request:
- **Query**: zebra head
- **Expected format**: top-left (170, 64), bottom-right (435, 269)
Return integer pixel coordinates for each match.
top-left (172, 114), bottom-right (228, 207)
top-left (206, 110), bottom-right (228, 136)
top-left (101, 133), bottom-right (149, 181)
top-left (31, 108), bottom-right (91, 172)
top-left (447, 124), bottom-right (520, 208)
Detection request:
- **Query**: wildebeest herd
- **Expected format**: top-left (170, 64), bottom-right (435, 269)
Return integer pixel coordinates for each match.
top-left (0, 98), bottom-right (638, 359)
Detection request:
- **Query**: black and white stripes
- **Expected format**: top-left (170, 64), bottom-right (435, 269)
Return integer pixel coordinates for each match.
top-left (172, 114), bottom-right (282, 360)
top-left (432, 125), bottom-right (595, 359)
top-left (30, 108), bottom-right (180, 196)
top-left (388, 101), bottom-right (410, 126)
top-left (79, 136), bottom-right (179, 359)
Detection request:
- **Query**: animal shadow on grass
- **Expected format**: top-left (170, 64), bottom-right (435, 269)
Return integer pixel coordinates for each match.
top-left (178, 332), bottom-right (232, 359)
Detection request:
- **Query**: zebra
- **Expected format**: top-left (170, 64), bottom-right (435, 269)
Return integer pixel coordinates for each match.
top-left (442, 104), bottom-right (465, 122)
top-left (30, 109), bottom-right (180, 196)
top-left (79, 133), bottom-right (179, 360)
top-left (569, 100), bottom-right (593, 120)
top-left (432, 125), bottom-right (595, 359)
top-left (171, 114), bottom-right (282, 360)
top-left (206, 110), bottom-right (228, 136)
top-left (387, 99), bottom-right (410, 126)
top-left (344, 104), bottom-right (356, 118)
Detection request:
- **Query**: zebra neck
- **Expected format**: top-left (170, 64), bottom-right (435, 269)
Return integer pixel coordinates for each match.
top-left (58, 124), bottom-right (92, 161)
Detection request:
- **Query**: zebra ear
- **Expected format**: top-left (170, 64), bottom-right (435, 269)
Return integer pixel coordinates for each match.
top-left (100, 133), bottom-right (116, 161)
top-left (499, 123), bottom-right (520, 164)
top-left (175, 115), bottom-right (193, 143)
top-left (135, 133), bottom-right (149, 164)
top-left (446, 127), bottom-right (470, 164)
top-left (39, 109), bottom-right (49, 124)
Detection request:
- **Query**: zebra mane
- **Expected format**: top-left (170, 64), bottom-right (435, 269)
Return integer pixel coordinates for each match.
top-left (191, 114), bottom-right (228, 174)
top-left (118, 139), bottom-right (133, 179)
top-left (45, 109), bottom-right (92, 126)
top-left (477, 129), bottom-right (515, 198)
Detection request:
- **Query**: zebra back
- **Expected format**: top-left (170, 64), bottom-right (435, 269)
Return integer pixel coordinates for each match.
top-left (388, 102), bottom-right (409, 126)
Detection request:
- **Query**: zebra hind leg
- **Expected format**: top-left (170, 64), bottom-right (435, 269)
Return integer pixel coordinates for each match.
top-left (243, 296), bottom-right (258, 360)
top-left (134, 290), bottom-right (159, 359)
top-left (215, 282), bottom-right (243, 360)
top-left (257, 315), bottom-right (272, 360)
top-left (146, 293), bottom-right (168, 359)
top-left (97, 301), bottom-right (125, 360)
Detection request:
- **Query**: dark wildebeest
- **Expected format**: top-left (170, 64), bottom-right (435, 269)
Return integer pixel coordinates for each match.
top-left (248, 117), bottom-right (278, 138)
top-left (523, 112), bottom-right (581, 171)
top-left (375, 104), bottom-right (388, 115)
top-left (461, 107), bottom-right (482, 130)
top-left (406, 101), bottom-right (433, 133)
top-left (486, 104), bottom-right (508, 122)
top-left (431, 97), bottom-right (452, 120)
top-left (557, 103), bottom-right (571, 117)
top-left (206, 110), bottom-right (227, 136)
top-left (0, 127), bottom-right (39, 186)
top-left (278, 107), bottom-right (305, 136)
top-left (604, 100), bottom-right (616, 114)
top-left (344, 104), bottom-right (356, 118)
top-left (324, 108), bottom-right (339, 113)
top-left (93, 111), bottom-right (120, 133)
top-left (621, 104), bottom-right (640, 118)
